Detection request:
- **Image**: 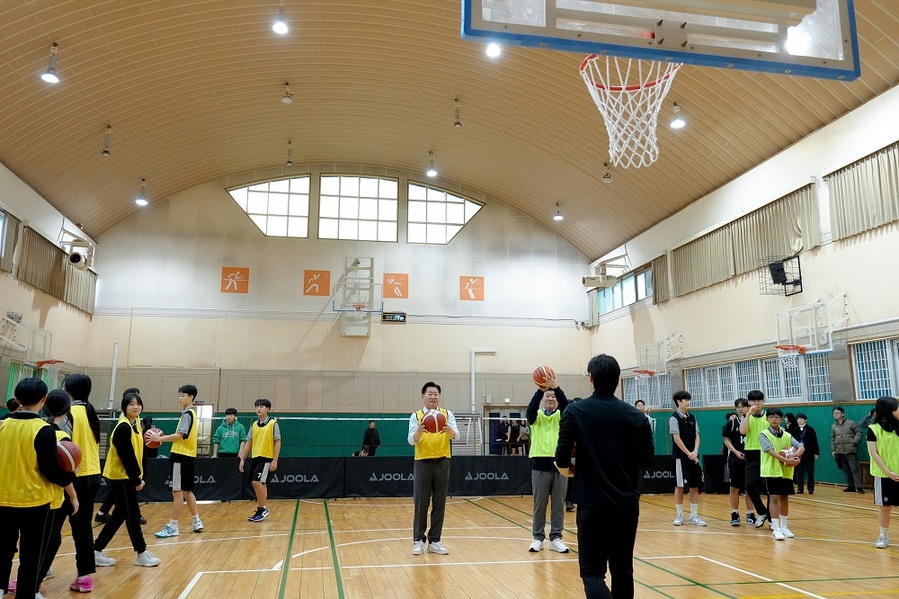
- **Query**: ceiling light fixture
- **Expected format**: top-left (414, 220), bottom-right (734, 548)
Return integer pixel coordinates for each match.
top-left (135, 178), bottom-right (148, 207)
top-left (426, 151), bottom-right (437, 178)
top-left (281, 82), bottom-right (293, 104)
top-left (485, 42), bottom-right (502, 58)
top-left (41, 43), bottom-right (60, 84)
top-left (286, 141), bottom-right (293, 166)
top-left (273, 2), bottom-right (289, 35)
top-left (553, 202), bottom-right (564, 221)
top-left (670, 102), bottom-right (686, 129)
top-left (454, 98), bottom-right (462, 128)
top-left (101, 125), bottom-right (112, 157)
top-left (602, 162), bottom-right (613, 184)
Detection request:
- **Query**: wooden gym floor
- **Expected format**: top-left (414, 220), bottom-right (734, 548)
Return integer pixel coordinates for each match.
top-left (26, 485), bottom-right (897, 598)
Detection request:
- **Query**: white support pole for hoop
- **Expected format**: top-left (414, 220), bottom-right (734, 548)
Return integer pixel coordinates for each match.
top-left (108, 340), bottom-right (119, 411)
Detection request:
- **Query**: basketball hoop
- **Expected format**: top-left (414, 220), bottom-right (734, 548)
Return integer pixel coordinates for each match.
top-left (352, 303), bottom-right (365, 312)
top-left (634, 369), bottom-right (655, 382)
top-left (580, 55), bottom-right (682, 169)
top-left (775, 345), bottom-right (806, 370)
top-left (36, 359), bottom-right (63, 388)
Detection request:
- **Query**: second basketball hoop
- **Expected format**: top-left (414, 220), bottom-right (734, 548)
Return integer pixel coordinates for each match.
top-left (580, 55), bottom-right (682, 169)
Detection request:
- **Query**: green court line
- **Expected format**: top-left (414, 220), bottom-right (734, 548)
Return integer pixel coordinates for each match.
top-left (277, 499), bottom-right (301, 599)
top-left (323, 499), bottom-right (346, 599)
top-left (470, 497), bottom-right (578, 554)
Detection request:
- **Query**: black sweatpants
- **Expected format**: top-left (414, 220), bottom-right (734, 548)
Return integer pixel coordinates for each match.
top-left (744, 450), bottom-right (770, 517)
top-left (62, 475), bottom-right (100, 576)
top-left (0, 504), bottom-right (51, 599)
top-left (95, 479), bottom-right (147, 555)
top-left (37, 506), bottom-right (67, 584)
top-left (577, 503), bottom-right (640, 599)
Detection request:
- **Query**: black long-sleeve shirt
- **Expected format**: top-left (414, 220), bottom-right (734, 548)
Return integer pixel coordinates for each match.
top-left (10, 411), bottom-right (75, 489)
top-left (111, 420), bottom-right (143, 485)
top-left (555, 392), bottom-right (654, 508)
top-left (362, 428), bottom-right (380, 448)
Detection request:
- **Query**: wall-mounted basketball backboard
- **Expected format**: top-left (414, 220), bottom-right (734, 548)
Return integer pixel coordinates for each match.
top-left (462, 0), bottom-right (860, 80)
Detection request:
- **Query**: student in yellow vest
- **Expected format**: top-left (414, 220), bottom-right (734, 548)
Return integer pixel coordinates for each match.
top-left (0, 378), bottom-right (74, 599)
top-left (759, 408), bottom-right (804, 541)
top-left (149, 384), bottom-right (204, 538)
top-left (739, 389), bottom-right (772, 529)
top-left (238, 398), bottom-right (281, 522)
top-left (526, 379), bottom-right (571, 553)
top-left (408, 381), bottom-right (459, 556)
top-left (866, 396), bottom-right (899, 549)
top-left (61, 373), bottom-right (108, 593)
top-left (32, 390), bottom-right (79, 589)
top-left (94, 392), bottom-right (161, 566)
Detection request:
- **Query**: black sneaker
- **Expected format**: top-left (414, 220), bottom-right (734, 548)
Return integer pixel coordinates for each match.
top-left (843, 487), bottom-right (857, 492)
top-left (94, 512), bottom-right (109, 524)
top-left (857, 488), bottom-right (866, 494)
top-left (746, 513), bottom-right (756, 525)
top-left (139, 516), bottom-right (147, 525)
top-left (565, 502), bottom-right (574, 512)
top-left (730, 512), bottom-right (740, 527)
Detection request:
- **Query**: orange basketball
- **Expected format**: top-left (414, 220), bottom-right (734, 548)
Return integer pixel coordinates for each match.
top-left (421, 409), bottom-right (447, 434)
top-left (144, 427), bottom-right (163, 449)
top-left (56, 440), bottom-right (82, 473)
top-left (533, 365), bottom-right (556, 390)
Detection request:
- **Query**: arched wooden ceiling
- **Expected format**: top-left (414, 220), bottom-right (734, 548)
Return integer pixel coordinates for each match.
top-left (1, 0), bottom-right (898, 261)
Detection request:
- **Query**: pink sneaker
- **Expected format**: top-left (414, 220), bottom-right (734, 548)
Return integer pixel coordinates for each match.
top-left (69, 575), bottom-right (94, 593)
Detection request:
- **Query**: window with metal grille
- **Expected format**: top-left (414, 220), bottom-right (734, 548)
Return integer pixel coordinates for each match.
top-left (805, 352), bottom-right (832, 402)
top-left (735, 359), bottom-right (762, 397)
top-left (229, 177), bottom-right (310, 238)
top-left (685, 369), bottom-right (704, 407)
top-left (622, 372), bottom-right (671, 409)
top-left (320, 176), bottom-right (398, 241)
top-left (852, 339), bottom-right (893, 399)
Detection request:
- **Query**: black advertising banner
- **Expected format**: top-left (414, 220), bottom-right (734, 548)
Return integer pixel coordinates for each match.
top-left (449, 456), bottom-right (531, 496)
top-left (249, 457), bottom-right (345, 499)
top-left (639, 455), bottom-right (676, 494)
top-left (344, 456), bottom-right (415, 497)
top-left (701, 454), bottom-right (728, 494)
top-left (135, 457), bottom-right (243, 502)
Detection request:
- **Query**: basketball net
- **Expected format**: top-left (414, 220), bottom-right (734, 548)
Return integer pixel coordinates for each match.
top-left (36, 359), bottom-right (63, 388)
top-left (580, 55), bottom-right (682, 169)
top-left (775, 345), bottom-right (806, 370)
top-left (634, 369), bottom-right (655, 383)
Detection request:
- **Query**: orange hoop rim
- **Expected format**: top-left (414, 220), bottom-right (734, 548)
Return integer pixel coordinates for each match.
top-left (352, 303), bottom-right (365, 312)
top-left (775, 345), bottom-right (807, 354)
top-left (579, 54), bottom-right (682, 92)
top-left (36, 359), bottom-right (63, 368)
top-left (634, 369), bottom-right (655, 377)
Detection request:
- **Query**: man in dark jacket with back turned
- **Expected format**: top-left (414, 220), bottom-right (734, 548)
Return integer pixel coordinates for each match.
top-left (555, 354), bottom-right (654, 599)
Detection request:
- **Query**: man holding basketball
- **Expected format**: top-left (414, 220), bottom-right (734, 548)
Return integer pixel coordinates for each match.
top-left (555, 354), bottom-right (654, 599)
top-left (526, 378), bottom-right (570, 553)
top-left (408, 381), bottom-right (459, 555)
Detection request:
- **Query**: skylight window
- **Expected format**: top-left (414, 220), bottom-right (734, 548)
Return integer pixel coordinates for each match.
top-left (318, 176), bottom-right (398, 241)
top-left (407, 183), bottom-right (482, 244)
top-left (229, 177), bottom-right (310, 237)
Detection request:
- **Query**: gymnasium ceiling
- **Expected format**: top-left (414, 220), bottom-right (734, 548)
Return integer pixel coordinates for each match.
top-left (1, 1), bottom-right (899, 262)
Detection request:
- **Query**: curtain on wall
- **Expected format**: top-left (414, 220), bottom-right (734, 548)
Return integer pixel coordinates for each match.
top-left (0, 211), bottom-right (21, 273)
top-left (651, 254), bottom-right (669, 304)
top-left (731, 184), bottom-right (820, 274)
top-left (671, 227), bottom-right (734, 297)
top-left (16, 227), bottom-right (96, 314)
top-left (829, 141), bottom-right (899, 240)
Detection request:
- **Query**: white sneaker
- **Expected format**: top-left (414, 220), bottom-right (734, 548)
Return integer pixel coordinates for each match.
top-left (411, 540), bottom-right (424, 555)
top-left (134, 551), bottom-right (161, 567)
top-left (772, 527), bottom-right (786, 540)
top-left (428, 541), bottom-right (449, 554)
top-left (875, 534), bottom-right (890, 549)
top-left (192, 518), bottom-right (204, 532)
top-left (688, 516), bottom-right (707, 527)
top-left (781, 526), bottom-right (795, 538)
top-left (44, 567), bottom-right (55, 580)
top-left (94, 550), bottom-right (116, 566)
top-left (673, 515), bottom-right (685, 526)
top-left (155, 523), bottom-right (179, 538)
top-left (754, 514), bottom-right (769, 529)
top-left (528, 540), bottom-right (543, 552)
top-left (549, 539), bottom-right (570, 553)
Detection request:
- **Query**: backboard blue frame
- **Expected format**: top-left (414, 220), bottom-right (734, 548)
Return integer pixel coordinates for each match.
top-left (462, 0), bottom-right (860, 80)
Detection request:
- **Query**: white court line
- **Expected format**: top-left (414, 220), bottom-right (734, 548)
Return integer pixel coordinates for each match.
top-left (290, 534), bottom-right (578, 559)
top-left (319, 496), bottom-right (487, 507)
top-left (645, 554), bottom-right (828, 599)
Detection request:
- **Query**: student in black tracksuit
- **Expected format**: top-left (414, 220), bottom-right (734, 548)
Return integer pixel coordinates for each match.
top-left (556, 355), bottom-right (654, 599)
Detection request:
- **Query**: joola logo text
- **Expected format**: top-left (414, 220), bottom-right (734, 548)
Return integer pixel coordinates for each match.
top-left (369, 472), bottom-right (413, 481)
top-left (270, 473), bottom-right (319, 483)
top-left (643, 470), bottom-right (674, 479)
top-left (465, 471), bottom-right (509, 481)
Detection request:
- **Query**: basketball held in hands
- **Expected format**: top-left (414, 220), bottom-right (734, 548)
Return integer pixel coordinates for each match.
top-left (421, 410), bottom-right (447, 434)
top-left (145, 427), bottom-right (163, 448)
top-left (533, 365), bottom-right (556, 390)
top-left (57, 440), bottom-right (82, 472)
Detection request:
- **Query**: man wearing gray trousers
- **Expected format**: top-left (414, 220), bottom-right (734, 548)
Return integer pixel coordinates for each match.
top-left (526, 377), bottom-right (571, 553)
